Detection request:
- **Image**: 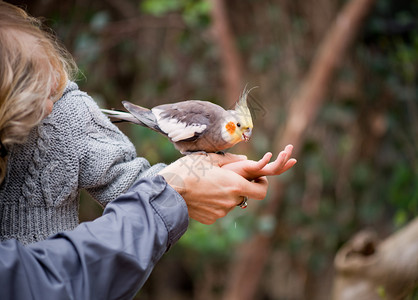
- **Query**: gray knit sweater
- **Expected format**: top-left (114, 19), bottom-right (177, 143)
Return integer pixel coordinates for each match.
top-left (0, 82), bottom-right (165, 245)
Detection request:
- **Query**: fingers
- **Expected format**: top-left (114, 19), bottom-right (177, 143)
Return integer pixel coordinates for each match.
top-left (254, 152), bottom-right (272, 170)
top-left (275, 144), bottom-right (296, 173)
top-left (236, 175), bottom-right (268, 201)
top-left (282, 158), bottom-right (297, 173)
top-left (187, 197), bottom-right (236, 225)
top-left (283, 143), bottom-right (294, 161)
top-left (276, 144), bottom-right (293, 169)
top-left (260, 144), bottom-right (295, 175)
top-left (188, 208), bottom-right (227, 225)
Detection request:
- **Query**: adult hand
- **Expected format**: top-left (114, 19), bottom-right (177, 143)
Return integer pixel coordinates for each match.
top-left (159, 153), bottom-right (268, 224)
top-left (221, 144), bottom-right (297, 181)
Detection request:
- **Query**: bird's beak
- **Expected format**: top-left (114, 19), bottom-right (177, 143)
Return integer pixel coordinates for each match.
top-left (242, 128), bottom-right (252, 142)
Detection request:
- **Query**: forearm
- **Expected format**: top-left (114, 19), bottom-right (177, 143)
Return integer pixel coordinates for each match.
top-left (0, 176), bottom-right (188, 300)
top-left (73, 89), bottom-right (159, 205)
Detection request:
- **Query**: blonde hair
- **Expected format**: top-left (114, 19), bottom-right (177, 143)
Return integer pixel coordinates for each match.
top-left (0, 2), bottom-right (77, 182)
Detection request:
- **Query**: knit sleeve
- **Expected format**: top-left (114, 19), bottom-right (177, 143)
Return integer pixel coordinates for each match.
top-left (61, 85), bottom-right (165, 206)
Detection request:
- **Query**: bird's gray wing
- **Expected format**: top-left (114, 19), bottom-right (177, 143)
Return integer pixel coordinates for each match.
top-left (152, 101), bottom-right (219, 142)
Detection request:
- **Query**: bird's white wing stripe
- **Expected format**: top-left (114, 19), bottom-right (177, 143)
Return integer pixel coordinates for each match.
top-left (152, 108), bottom-right (207, 142)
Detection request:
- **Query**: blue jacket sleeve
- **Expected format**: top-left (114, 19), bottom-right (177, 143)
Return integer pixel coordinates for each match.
top-left (0, 175), bottom-right (188, 300)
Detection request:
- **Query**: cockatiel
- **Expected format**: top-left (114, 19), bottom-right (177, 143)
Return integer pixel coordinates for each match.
top-left (101, 89), bottom-right (254, 154)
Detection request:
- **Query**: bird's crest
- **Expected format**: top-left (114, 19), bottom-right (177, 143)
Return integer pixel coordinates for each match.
top-left (234, 85), bottom-right (257, 126)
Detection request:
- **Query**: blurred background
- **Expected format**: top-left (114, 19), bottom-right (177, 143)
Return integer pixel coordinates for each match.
top-left (7, 0), bottom-right (417, 299)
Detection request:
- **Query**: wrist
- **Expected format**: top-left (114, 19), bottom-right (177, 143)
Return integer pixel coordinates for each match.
top-left (158, 171), bottom-right (188, 198)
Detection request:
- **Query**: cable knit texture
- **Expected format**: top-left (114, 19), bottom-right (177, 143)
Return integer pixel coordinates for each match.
top-left (0, 82), bottom-right (165, 245)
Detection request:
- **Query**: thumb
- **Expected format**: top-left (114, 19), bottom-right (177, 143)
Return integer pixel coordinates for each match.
top-left (207, 153), bottom-right (247, 167)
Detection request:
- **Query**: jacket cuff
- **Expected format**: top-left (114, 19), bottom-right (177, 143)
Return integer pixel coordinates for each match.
top-left (137, 163), bottom-right (167, 179)
top-left (151, 175), bottom-right (189, 247)
top-left (128, 175), bottom-right (189, 248)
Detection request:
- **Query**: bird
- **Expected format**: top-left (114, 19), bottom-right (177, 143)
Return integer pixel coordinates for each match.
top-left (101, 88), bottom-right (254, 155)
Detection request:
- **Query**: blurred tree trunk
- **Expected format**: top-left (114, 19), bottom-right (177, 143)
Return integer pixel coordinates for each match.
top-left (210, 0), bottom-right (244, 106)
top-left (333, 218), bottom-right (418, 300)
top-left (222, 0), bottom-right (376, 299)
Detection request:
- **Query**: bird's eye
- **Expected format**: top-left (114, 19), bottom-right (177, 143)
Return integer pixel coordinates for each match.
top-left (237, 123), bottom-right (241, 127)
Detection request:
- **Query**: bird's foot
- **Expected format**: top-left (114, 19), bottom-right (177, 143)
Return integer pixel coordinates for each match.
top-left (181, 150), bottom-right (209, 156)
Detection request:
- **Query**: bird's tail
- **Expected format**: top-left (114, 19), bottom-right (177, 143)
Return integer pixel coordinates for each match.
top-left (122, 101), bottom-right (161, 132)
top-left (101, 109), bottom-right (142, 124)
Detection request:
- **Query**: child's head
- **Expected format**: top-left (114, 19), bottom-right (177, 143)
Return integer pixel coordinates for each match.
top-left (0, 2), bottom-right (77, 182)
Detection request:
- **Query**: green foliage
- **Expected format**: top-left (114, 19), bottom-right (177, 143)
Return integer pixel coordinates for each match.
top-left (141, 0), bottom-right (211, 27)
top-left (376, 285), bottom-right (387, 299)
top-left (141, 0), bottom-right (182, 16)
top-left (406, 287), bottom-right (418, 300)
top-left (359, 0), bottom-right (418, 230)
top-left (389, 163), bottom-right (418, 227)
top-left (130, 125), bottom-right (180, 164)
top-left (179, 210), bottom-right (254, 257)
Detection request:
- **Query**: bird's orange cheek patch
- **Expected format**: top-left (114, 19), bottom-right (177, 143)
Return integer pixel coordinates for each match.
top-left (225, 122), bottom-right (236, 134)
